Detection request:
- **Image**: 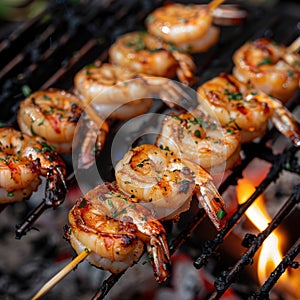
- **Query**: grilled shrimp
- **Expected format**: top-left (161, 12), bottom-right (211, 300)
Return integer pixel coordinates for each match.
top-left (197, 73), bottom-right (300, 146)
top-left (0, 127), bottom-right (66, 206)
top-left (115, 144), bottom-right (227, 230)
top-left (18, 89), bottom-right (83, 154)
top-left (156, 111), bottom-right (241, 175)
top-left (145, 3), bottom-right (220, 53)
top-left (65, 182), bottom-right (171, 283)
top-left (74, 62), bottom-right (187, 120)
top-left (233, 38), bottom-right (300, 103)
top-left (17, 89), bottom-right (109, 168)
top-left (108, 31), bottom-right (197, 86)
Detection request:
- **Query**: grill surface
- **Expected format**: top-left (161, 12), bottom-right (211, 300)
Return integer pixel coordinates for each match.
top-left (0, 1), bottom-right (300, 299)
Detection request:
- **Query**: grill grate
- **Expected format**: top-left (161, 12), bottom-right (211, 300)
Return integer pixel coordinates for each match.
top-left (0, 0), bottom-right (300, 299)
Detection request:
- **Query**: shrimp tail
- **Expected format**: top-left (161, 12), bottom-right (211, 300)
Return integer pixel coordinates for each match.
top-left (45, 166), bottom-right (67, 208)
top-left (75, 115), bottom-right (109, 169)
top-left (172, 51), bottom-right (198, 86)
top-left (196, 181), bottom-right (227, 231)
top-left (149, 235), bottom-right (171, 283)
top-left (159, 80), bottom-right (196, 110)
top-left (271, 107), bottom-right (300, 147)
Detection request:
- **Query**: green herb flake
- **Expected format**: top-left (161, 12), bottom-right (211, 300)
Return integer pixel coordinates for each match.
top-left (284, 162), bottom-right (291, 170)
top-left (228, 92), bottom-right (243, 100)
top-left (194, 129), bottom-right (201, 138)
top-left (227, 128), bottom-right (234, 134)
top-left (43, 94), bottom-right (51, 101)
top-left (7, 192), bottom-right (14, 197)
top-left (142, 253), bottom-right (153, 265)
top-left (168, 43), bottom-right (178, 52)
top-left (30, 125), bottom-right (37, 137)
top-left (43, 107), bottom-right (54, 115)
top-left (40, 142), bottom-right (55, 152)
top-left (99, 195), bottom-right (106, 201)
top-left (145, 15), bottom-right (155, 23)
top-left (148, 47), bottom-right (162, 53)
top-left (108, 199), bottom-right (114, 208)
top-left (257, 57), bottom-right (272, 66)
top-left (216, 208), bottom-right (226, 220)
top-left (22, 85), bottom-right (32, 97)
top-left (79, 199), bottom-right (87, 208)
top-left (113, 207), bottom-right (127, 218)
top-left (38, 119), bottom-right (45, 126)
top-left (287, 70), bottom-right (294, 78)
top-left (85, 62), bottom-right (96, 69)
top-left (172, 115), bottom-right (181, 121)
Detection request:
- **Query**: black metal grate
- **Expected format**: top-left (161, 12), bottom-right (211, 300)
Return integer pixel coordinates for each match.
top-left (0, 1), bottom-right (300, 299)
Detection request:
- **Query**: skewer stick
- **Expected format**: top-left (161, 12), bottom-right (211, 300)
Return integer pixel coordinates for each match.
top-left (208, 0), bottom-right (225, 11)
top-left (288, 36), bottom-right (300, 53)
top-left (31, 248), bottom-right (91, 300)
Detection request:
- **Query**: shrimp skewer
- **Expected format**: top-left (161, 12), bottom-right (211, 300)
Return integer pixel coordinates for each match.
top-left (233, 37), bottom-right (300, 103)
top-left (65, 182), bottom-right (171, 282)
top-left (74, 62), bottom-right (189, 120)
top-left (115, 144), bottom-right (227, 230)
top-left (108, 31), bottom-right (197, 86)
top-left (156, 110), bottom-right (241, 175)
top-left (145, 0), bottom-right (224, 53)
top-left (196, 73), bottom-right (300, 146)
top-left (32, 182), bottom-right (171, 299)
top-left (17, 89), bottom-right (109, 169)
top-left (0, 127), bottom-right (66, 206)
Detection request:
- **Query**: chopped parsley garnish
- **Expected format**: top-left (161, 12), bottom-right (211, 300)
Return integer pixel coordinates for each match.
top-left (30, 125), bottom-right (37, 136)
top-left (216, 208), bottom-right (226, 219)
top-left (257, 57), bottom-right (272, 66)
top-left (145, 15), bottom-right (155, 23)
top-left (79, 199), bottom-right (87, 208)
top-left (228, 92), bottom-right (243, 100)
top-left (43, 94), bottom-right (51, 100)
top-left (22, 85), bottom-right (31, 97)
top-left (194, 129), bottom-right (201, 138)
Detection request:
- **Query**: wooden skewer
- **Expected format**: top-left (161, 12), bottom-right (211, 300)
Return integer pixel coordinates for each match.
top-left (31, 248), bottom-right (91, 300)
top-left (288, 36), bottom-right (300, 53)
top-left (208, 0), bottom-right (225, 11)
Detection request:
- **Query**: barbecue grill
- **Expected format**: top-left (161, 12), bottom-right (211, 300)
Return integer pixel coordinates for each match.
top-left (0, 0), bottom-right (299, 299)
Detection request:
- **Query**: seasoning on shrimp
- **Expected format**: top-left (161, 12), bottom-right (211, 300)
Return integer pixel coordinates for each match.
top-left (233, 38), bottom-right (300, 103)
top-left (17, 88), bottom-right (109, 169)
top-left (145, 3), bottom-right (220, 53)
top-left (65, 182), bottom-right (171, 283)
top-left (115, 144), bottom-right (227, 230)
top-left (0, 127), bottom-right (66, 206)
top-left (108, 31), bottom-right (197, 86)
top-left (197, 73), bottom-right (300, 146)
top-left (156, 111), bottom-right (241, 175)
top-left (74, 62), bottom-right (187, 120)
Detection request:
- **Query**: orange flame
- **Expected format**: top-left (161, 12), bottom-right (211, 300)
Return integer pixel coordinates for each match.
top-left (236, 178), bottom-right (300, 297)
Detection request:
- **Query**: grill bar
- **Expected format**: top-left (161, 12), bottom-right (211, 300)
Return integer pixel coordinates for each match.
top-left (209, 184), bottom-right (300, 299)
top-left (194, 145), bottom-right (298, 269)
top-left (250, 237), bottom-right (300, 300)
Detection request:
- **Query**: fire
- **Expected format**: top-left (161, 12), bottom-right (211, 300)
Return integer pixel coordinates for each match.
top-left (236, 178), bottom-right (284, 284)
top-left (236, 177), bottom-right (300, 299)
